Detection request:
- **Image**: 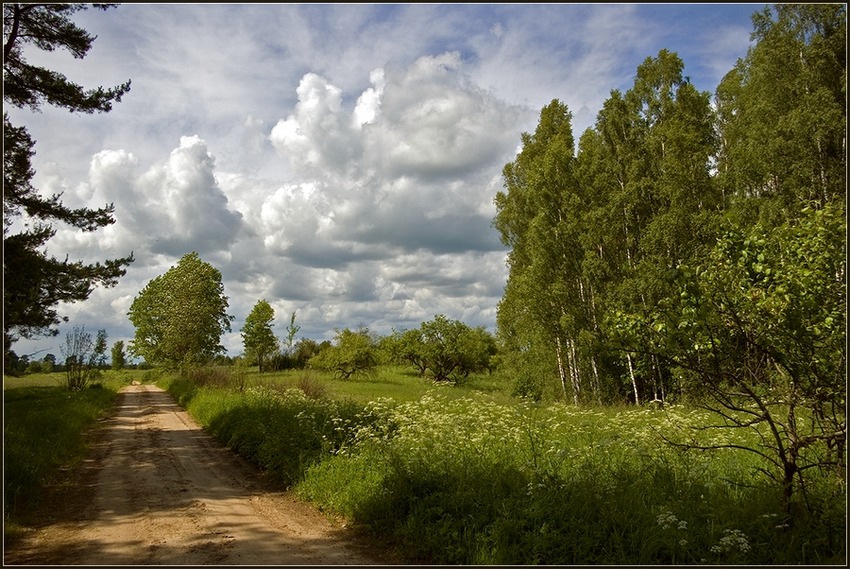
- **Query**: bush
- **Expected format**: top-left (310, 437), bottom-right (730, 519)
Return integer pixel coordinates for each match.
top-left (309, 328), bottom-right (378, 379)
top-left (172, 383), bottom-right (373, 487)
top-left (188, 365), bottom-right (232, 388)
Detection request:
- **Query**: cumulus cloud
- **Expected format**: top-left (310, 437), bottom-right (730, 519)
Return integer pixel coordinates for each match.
top-left (7, 4), bottom-right (758, 358)
top-left (49, 136), bottom-right (243, 270)
top-left (265, 53), bottom-right (521, 267)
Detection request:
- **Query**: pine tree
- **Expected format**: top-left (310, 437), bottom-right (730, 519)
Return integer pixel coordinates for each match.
top-left (3, 4), bottom-right (133, 358)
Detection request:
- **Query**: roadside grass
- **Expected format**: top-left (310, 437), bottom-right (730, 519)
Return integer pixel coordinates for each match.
top-left (7, 365), bottom-right (843, 564)
top-left (2, 370), bottom-right (143, 541)
top-left (296, 396), bottom-right (846, 564)
top-left (163, 367), bottom-right (846, 565)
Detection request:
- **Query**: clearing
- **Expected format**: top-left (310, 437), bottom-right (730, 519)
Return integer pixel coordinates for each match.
top-left (4, 383), bottom-right (396, 565)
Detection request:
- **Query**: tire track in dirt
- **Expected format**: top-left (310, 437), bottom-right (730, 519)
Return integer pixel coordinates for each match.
top-left (4, 384), bottom-right (393, 565)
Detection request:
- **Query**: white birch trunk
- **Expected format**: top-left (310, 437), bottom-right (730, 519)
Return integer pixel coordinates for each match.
top-left (627, 352), bottom-right (640, 406)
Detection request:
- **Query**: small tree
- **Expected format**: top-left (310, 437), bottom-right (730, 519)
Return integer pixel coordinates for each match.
top-left (309, 328), bottom-right (377, 379)
top-left (111, 340), bottom-right (126, 371)
top-left (61, 326), bottom-right (107, 391)
top-left (610, 201), bottom-right (846, 517)
top-left (398, 315), bottom-right (497, 383)
top-left (241, 299), bottom-right (278, 372)
top-left (284, 311), bottom-right (300, 354)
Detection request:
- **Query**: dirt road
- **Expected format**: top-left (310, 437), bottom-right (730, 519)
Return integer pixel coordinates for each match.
top-left (4, 384), bottom-right (392, 565)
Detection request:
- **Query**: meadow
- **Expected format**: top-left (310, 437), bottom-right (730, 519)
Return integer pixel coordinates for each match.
top-left (4, 366), bottom-right (845, 564)
top-left (167, 366), bottom-right (845, 564)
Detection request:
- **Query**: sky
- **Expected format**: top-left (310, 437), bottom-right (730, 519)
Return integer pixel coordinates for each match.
top-left (5, 2), bottom-right (767, 361)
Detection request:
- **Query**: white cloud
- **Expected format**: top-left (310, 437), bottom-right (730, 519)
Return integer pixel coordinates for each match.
top-left (6, 4), bottom-right (759, 358)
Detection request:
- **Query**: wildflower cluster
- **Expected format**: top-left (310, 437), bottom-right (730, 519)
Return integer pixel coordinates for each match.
top-left (710, 528), bottom-right (751, 555)
top-left (656, 509), bottom-right (688, 532)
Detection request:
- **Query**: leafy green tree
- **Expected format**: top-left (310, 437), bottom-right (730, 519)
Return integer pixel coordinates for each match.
top-left (309, 327), bottom-right (377, 380)
top-left (389, 316), bottom-right (497, 383)
top-left (602, 6), bottom-right (846, 516)
top-left (600, 49), bottom-right (719, 405)
top-left (241, 299), bottom-right (278, 372)
top-left (609, 201), bottom-right (845, 516)
top-left (418, 315), bottom-right (495, 383)
top-left (385, 328), bottom-right (429, 376)
top-left (128, 252), bottom-right (233, 373)
top-left (715, 4), bottom-right (846, 221)
top-left (110, 340), bottom-right (126, 371)
top-left (494, 100), bottom-right (587, 402)
top-left (291, 337), bottom-right (322, 368)
top-left (60, 326), bottom-right (107, 391)
top-left (3, 4), bottom-right (133, 359)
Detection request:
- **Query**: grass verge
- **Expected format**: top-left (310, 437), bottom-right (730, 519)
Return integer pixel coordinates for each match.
top-left (163, 369), bottom-right (846, 564)
top-left (2, 371), bottom-right (140, 542)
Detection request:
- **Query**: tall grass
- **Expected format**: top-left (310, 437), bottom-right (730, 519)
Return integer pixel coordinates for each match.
top-left (295, 395), bottom-right (845, 564)
top-left (164, 368), bottom-right (845, 565)
top-left (166, 375), bottom-right (374, 487)
top-left (3, 371), bottom-right (134, 528)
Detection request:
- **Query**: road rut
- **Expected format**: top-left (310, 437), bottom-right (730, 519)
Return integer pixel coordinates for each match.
top-left (4, 384), bottom-right (390, 565)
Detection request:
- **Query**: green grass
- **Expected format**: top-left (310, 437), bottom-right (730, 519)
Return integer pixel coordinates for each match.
top-left (6, 366), bottom-right (845, 564)
top-left (162, 367), bottom-right (845, 564)
top-left (219, 365), bottom-right (517, 405)
top-left (3, 369), bottom-right (149, 539)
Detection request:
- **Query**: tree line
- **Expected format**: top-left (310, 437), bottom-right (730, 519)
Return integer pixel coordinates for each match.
top-left (494, 4), bottom-right (845, 405)
top-left (492, 4), bottom-right (845, 510)
top-left (124, 250), bottom-right (498, 383)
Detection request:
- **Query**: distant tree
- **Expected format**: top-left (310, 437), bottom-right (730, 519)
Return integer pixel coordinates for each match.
top-left (292, 338), bottom-right (322, 368)
top-left (128, 252), bottom-right (233, 374)
top-left (3, 4), bottom-right (133, 360)
top-left (418, 315), bottom-right (495, 383)
top-left (387, 316), bottom-right (497, 383)
top-left (60, 326), bottom-right (107, 391)
top-left (111, 340), bottom-right (126, 371)
top-left (241, 300), bottom-right (278, 372)
top-left (37, 354), bottom-right (54, 373)
top-left (309, 328), bottom-right (378, 380)
top-left (385, 328), bottom-right (429, 376)
top-left (284, 311), bottom-right (300, 354)
top-left (25, 359), bottom-right (43, 374)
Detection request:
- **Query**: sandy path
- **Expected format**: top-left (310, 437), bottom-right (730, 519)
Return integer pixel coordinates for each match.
top-left (4, 384), bottom-right (391, 565)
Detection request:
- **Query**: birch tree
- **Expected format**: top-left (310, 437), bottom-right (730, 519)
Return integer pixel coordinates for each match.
top-left (494, 100), bottom-right (588, 403)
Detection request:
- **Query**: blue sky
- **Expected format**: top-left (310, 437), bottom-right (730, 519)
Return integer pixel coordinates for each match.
top-left (6, 3), bottom-right (767, 360)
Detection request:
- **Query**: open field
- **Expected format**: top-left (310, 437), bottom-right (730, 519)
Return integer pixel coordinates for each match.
top-left (5, 367), bottom-right (846, 564)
